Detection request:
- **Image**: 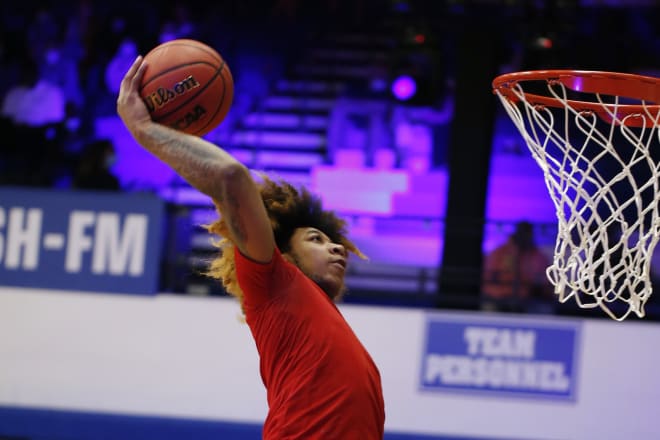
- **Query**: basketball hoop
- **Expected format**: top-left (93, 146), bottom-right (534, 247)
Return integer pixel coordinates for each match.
top-left (492, 70), bottom-right (660, 321)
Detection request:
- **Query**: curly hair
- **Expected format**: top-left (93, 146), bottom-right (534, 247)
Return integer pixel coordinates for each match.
top-left (204, 174), bottom-right (365, 308)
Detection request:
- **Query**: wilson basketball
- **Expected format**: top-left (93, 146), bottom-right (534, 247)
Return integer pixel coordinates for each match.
top-left (139, 39), bottom-right (233, 136)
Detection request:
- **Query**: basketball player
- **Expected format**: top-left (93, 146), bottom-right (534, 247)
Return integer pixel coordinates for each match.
top-left (116, 56), bottom-right (385, 439)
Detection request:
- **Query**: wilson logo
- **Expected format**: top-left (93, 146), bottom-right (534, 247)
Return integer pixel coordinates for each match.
top-left (143, 75), bottom-right (201, 112)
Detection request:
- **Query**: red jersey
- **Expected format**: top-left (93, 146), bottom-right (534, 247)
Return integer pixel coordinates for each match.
top-left (235, 247), bottom-right (385, 439)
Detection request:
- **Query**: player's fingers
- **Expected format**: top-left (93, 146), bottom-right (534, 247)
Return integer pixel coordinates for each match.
top-left (132, 58), bottom-right (148, 89)
top-left (120, 55), bottom-right (143, 94)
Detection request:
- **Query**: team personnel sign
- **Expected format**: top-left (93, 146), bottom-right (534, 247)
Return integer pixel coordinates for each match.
top-left (420, 314), bottom-right (581, 401)
top-left (0, 188), bottom-right (164, 294)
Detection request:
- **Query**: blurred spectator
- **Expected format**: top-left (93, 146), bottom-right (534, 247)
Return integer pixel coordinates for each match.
top-left (39, 40), bottom-right (84, 109)
top-left (158, 2), bottom-right (198, 43)
top-left (72, 139), bottom-right (121, 191)
top-left (1, 56), bottom-right (66, 187)
top-left (481, 221), bottom-right (554, 313)
top-left (272, 0), bottom-right (300, 23)
top-left (1, 57), bottom-right (65, 127)
top-left (104, 37), bottom-right (138, 96)
top-left (26, 2), bottom-right (60, 62)
top-left (1, 59), bottom-right (38, 124)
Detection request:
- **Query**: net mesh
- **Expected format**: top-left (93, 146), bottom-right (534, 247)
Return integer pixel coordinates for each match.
top-left (494, 74), bottom-right (660, 320)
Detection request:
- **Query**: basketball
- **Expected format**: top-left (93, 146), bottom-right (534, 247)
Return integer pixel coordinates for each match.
top-left (139, 39), bottom-right (233, 136)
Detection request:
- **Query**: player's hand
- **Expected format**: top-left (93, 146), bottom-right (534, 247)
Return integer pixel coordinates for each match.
top-left (117, 55), bottom-right (152, 134)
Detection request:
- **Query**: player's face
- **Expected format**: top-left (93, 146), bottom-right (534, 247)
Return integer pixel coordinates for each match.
top-left (284, 227), bottom-right (348, 300)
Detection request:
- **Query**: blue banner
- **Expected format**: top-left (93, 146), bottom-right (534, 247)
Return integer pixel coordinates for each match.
top-left (0, 188), bottom-right (164, 294)
top-left (420, 314), bottom-right (581, 401)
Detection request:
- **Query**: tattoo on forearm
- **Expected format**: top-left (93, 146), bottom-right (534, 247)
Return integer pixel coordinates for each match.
top-left (225, 190), bottom-right (247, 244)
top-left (144, 125), bottom-right (250, 246)
top-left (144, 126), bottom-right (223, 195)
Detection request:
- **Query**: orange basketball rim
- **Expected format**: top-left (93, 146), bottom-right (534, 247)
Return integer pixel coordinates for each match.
top-left (493, 70), bottom-right (660, 127)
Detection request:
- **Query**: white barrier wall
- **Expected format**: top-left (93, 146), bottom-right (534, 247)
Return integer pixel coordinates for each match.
top-left (1, 287), bottom-right (659, 440)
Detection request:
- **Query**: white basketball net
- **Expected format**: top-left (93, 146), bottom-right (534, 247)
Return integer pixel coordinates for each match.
top-left (495, 77), bottom-right (660, 320)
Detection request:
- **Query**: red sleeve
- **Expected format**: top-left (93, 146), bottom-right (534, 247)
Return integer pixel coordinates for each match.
top-left (234, 247), bottom-right (295, 309)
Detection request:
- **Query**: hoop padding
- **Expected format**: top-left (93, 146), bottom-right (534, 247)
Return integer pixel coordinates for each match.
top-left (493, 70), bottom-right (660, 320)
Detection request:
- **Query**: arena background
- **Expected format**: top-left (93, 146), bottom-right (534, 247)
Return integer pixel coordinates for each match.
top-left (1, 1), bottom-right (659, 439)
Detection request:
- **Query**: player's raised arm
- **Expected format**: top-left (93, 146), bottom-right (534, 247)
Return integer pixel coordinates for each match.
top-left (116, 55), bottom-right (274, 263)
